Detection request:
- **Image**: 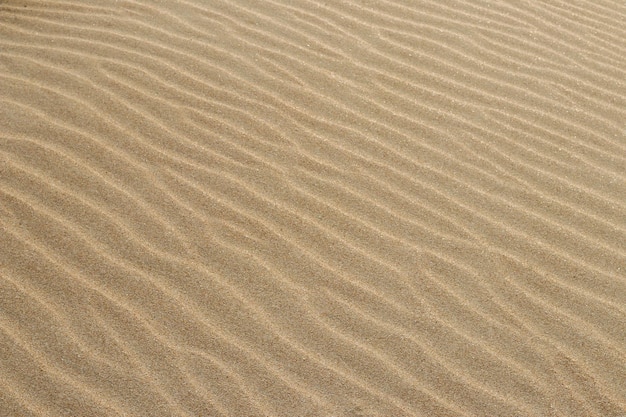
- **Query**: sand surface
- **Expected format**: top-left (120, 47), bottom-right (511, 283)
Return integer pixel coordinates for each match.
top-left (1, 0), bottom-right (625, 416)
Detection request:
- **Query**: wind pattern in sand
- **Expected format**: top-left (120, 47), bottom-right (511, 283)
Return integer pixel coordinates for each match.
top-left (1, 0), bottom-right (625, 416)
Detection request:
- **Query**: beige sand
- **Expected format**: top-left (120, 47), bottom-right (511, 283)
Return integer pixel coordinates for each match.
top-left (1, 0), bottom-right (625, 415)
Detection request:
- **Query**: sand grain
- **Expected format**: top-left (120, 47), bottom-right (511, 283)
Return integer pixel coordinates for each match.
top-left (1, 0), bottom-right (625, 415)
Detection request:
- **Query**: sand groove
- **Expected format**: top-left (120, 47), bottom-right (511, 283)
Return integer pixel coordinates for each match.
top-left (1, 0), bottom-right (625, 416)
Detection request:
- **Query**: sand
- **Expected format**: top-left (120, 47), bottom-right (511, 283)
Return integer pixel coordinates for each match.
top-left (0, 0), bottom-right (625, 415)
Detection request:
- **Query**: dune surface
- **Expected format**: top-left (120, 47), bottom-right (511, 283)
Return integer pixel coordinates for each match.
top-left (1, 0), bottom-right (625, 415)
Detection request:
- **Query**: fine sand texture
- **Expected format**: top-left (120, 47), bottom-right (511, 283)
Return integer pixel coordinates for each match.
top-left (1, 0), bottom-right (625, 416)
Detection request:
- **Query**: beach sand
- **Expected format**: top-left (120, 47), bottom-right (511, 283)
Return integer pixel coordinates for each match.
top-left (1, 0), bottom-right (625, 415)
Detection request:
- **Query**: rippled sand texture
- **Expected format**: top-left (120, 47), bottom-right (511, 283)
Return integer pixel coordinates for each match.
top-left (1, 0), bottom-right (625, 416)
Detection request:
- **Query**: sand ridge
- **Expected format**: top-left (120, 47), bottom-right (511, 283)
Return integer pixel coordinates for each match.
top-left (1, 0), bottom-right (625, 415)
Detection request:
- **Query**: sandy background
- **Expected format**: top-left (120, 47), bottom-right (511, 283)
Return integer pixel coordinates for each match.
top-left (1, 0), bottom-right (625, 416)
